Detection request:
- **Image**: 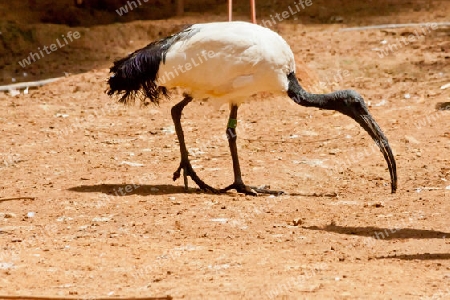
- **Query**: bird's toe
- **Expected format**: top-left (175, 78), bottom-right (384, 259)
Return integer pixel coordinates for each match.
top-left (221, 183), bottom-right (284, 196)
top-left (173, 160), bottom-right (219, 194)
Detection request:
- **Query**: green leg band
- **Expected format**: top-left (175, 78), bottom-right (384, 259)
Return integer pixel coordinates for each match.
top-left (227, 119), bottom-right (237, 129)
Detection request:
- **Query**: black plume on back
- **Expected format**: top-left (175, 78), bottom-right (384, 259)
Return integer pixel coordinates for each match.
top-left (107, 25), bottom-right (198, 105)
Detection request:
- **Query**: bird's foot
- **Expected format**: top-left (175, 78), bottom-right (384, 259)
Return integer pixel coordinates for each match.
top-left (173, 160), bottom-right (219, 194)
top-left (220, 183), bottom-right (284, 196)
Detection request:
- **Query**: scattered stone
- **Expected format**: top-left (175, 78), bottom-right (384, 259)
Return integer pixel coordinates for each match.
top-left (92, 216), bottom-right (111, 222)
top-left (175, 220), bottom-right (182, 230)
top-left (329, 149), bottom-right (340, 155)
top-left (161, 126), bottom-right (175, 134)
top-left (292, 218), bottom-right (303, 226)
top-left (55, 113), bottom-right (69, 118)
top-left (440, 82), bottom-right (450, 90)
top-left (0, 262), bottom-right (14, 270)
top-left (120, 161), bottom-right (144, 167)
top-left (330, 16), bottom-right (344, 23)
top-left (210, 218), bottom-right (228, 223)
top-left (404, 135), bottom-right (420, 144)
top-left (375, 99), bottom-right (387, 106)
top-left (0, 213), bottom-right (16, 219)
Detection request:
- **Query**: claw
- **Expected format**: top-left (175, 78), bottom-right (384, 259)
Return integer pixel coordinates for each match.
top-left (173, 166), bottom-right (182, 181)
top-left (221, 183), bottom-right (257, 196)
top-left (173, 160), bottom-right (219, 194)
top-left (221, 183), bottom-right (283, 196)
top-left (220, 184), bottom-right (256, 196)
top-left (249, 186), bottom-right (284, 196)
top-left (183, 166), bottom-right (189, 191)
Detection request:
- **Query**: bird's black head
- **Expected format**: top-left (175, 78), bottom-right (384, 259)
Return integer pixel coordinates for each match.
top-left (287, 73), bottom-right (397, 193)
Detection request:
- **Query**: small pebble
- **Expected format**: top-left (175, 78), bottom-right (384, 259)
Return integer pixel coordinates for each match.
top-left (92, 216), bottom-right (111, 222)
top-left (0, 212), bottom-right (17, 218)
top-left (404, 135), bottom-right (420, 144)
top-left (0, 262), bottom-right (14, 270)
top-left (292, 218), bottom-right (302, 226)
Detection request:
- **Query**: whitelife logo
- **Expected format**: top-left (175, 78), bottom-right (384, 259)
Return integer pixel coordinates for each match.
top-left (260, 0), bottom-right (313, 28)
top-left (116, 0), bottom-right (149, 16)
top-left (376, 22), bottom-right (438, 58)
top-left (18, 31), bottom-right (81, 68)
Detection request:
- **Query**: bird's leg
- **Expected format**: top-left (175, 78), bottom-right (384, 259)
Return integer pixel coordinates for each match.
top-left (171, 94), bottom-right (218, 193)
top-left (220, 105), bottom-right (283, 196)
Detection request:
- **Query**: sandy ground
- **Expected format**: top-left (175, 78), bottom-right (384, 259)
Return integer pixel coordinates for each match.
top-left (1, 1), bottom-right (450, 299)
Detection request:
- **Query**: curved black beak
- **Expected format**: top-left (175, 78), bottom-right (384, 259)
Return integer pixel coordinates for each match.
top-left (349, 100), bottom-right (397, 193)
top-left (286, 73), bottom-right (397, 193)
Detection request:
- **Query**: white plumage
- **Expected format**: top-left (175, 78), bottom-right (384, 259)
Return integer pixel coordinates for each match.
top-left (107, 21), bottom-right (397, 195)
top-left (157, 22), bottom-right (295, 107)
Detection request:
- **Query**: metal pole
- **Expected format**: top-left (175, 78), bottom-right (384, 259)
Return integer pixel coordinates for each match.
top-left (250, 0), bottom-right (256, 23)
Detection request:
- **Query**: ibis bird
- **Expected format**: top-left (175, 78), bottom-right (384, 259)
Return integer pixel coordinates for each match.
top-left (107, 21), bottom-right (397, 195)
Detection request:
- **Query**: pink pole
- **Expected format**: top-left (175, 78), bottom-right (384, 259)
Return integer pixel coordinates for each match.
top-left (228, 0), bottom-right (232, 21)
top-left (250, 0), bottom-right (256, 23)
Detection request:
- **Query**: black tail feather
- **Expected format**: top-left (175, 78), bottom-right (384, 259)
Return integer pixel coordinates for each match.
top-left (107, 25), bottom-right (197, 105)
top-left (107, 40), bottom-right (169, 105)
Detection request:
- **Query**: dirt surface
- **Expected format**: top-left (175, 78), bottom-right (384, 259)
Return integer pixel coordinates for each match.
top-left (1, 1), bottom-right (450, 299)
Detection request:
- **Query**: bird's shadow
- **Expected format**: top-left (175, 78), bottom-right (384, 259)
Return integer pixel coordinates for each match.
top-left (68, 184), bottom-right (190, 196)
top-left (303, 225), bottom-right (449, 260)
top-left (68, 183), bottom-right (340, 197)
top-left (302, 224), bottom-right (450, 260)
top-left (303, 224), bottom-right (449, 240)
top-left (376, 253), bottom-right (450, 260)
top-left (68, 185), bottom-right (449, 261)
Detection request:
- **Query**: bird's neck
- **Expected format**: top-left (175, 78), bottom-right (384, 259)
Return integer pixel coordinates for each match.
top-left (291, 90), bottom-right (338, 108)
top-left (286, 72), bottom-right (350, 114)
